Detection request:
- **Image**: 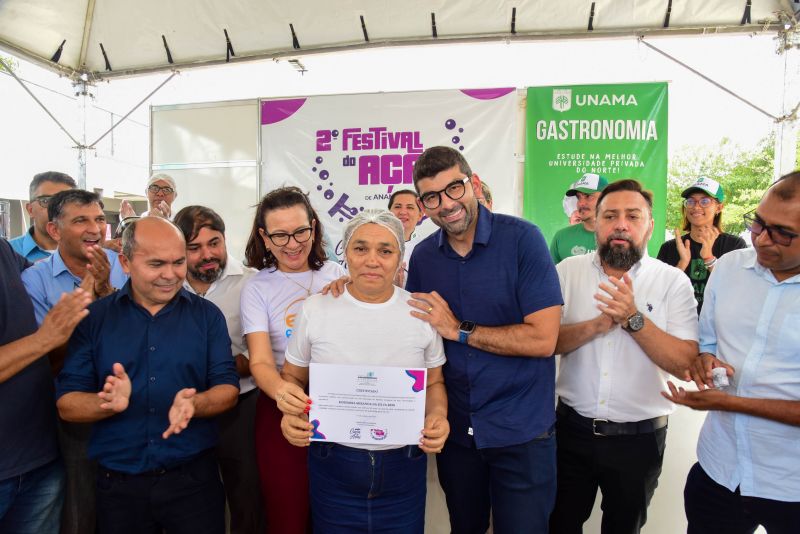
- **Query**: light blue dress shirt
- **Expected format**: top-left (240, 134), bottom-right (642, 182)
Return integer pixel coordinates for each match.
top-left (8, 228), bottom-right (52, 263)
top-left (21, 248), bottom-right (128, 325)
top-left (696, 247), bottom-right (800, 502)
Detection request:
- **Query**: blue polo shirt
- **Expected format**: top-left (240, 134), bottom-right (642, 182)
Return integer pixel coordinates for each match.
top-left (9, 227), bottom-right (52, 263)
top-left (0, 239), bottom-right (59, 480)
top-left (21, 248), bottom-right (128, 325)
top-left (55, 283), bottom-right (239, 474)
top-left (407, 205), bottom-right (562, 449)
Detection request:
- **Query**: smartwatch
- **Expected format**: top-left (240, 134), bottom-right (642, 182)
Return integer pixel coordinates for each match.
top-left (623, 311), bottom-right (645, 333)
top-left (458, 320), bottom-right (476, 344)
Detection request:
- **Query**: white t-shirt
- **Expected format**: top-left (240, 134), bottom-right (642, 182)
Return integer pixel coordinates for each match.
top-left (285, 285), bottom-right (446, 449)
top-left (240, 261), bottom-right (346, 369)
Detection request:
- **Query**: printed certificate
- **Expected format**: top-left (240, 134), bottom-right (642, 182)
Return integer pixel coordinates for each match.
top-left (308, 362), bottom-right (427, 445)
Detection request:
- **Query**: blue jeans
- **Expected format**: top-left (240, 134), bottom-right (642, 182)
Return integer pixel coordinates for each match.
top-left (0, 458), bottom-right (65, 534)
top-left (308, 442), bottom-right (427, 533)
top-left (436, 431), bottom-right (557, 534)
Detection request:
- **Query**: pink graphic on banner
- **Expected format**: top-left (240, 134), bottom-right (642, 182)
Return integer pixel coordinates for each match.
top-left (311, 419), bottom-right (326, 440)
top-left (261, 99), bottom-right (307, 125)
top-left (460, 88), bottom-right (515, 100)
top-left (405, 370), bottom-right (425, 392)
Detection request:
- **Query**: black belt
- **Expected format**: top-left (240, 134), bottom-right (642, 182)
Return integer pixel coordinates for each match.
top-left (556, 400), bottom-right (668, 437)
top-left (99, 448), bottom-right (214, 478)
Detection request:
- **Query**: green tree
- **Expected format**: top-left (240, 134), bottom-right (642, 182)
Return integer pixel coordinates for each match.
top-left (667, 135), bottom-right (774, 236)
top-left (0, 55), bottom-right (17, 73)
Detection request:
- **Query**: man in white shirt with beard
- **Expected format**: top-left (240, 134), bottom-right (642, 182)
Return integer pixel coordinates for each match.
top-left (550, 179), bottom-right (699, 534)
top-left (173, 205), bottom-right (264, 534)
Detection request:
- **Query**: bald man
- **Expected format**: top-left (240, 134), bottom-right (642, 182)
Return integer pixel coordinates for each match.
top-left (55, 217), bottom-right (239, 534)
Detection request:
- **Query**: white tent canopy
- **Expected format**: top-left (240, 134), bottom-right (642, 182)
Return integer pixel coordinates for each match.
top-left (1, 0), bottom-right (797, 79)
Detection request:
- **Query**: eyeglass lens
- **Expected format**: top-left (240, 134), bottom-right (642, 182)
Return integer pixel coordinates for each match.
top-left (421, 178), bottom-right (468, 209)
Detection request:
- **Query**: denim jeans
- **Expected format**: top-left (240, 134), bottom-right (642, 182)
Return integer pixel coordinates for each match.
top-left (0, 458), bottom-right (65, 534)
top-left (308, 442), bottom-right (427, 533)
top-left (436, 430), bottom-right (557, 534)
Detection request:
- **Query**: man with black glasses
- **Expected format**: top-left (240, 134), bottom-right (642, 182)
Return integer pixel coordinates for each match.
top-left (405, 146), bottom-right (563, 534)
top-left (10, 172), bottom-right (76, 262)
top-left (665, 171), bottom-right (800, 534)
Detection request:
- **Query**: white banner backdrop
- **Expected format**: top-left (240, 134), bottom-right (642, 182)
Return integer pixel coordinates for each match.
top-left (260, 88), bottom-right (517, 261)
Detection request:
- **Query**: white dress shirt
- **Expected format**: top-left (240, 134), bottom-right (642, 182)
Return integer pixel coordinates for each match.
top-left (556, 252), bottom-right (698, 422)
top-left (696, 248), bottom-right (800, 502)
top-left (183, 255), bottom-right (257, 394)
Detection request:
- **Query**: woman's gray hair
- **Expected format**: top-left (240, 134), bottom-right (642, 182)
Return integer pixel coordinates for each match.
top-left (342, 210), bottom-right (405, 260)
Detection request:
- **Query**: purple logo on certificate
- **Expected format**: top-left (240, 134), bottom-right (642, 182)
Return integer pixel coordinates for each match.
top-left (405, 370), bottom-right (425, 392)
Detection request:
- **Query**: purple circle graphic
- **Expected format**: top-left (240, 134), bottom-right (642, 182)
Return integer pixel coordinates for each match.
top-left (317, 185), bottom-right (323, 191)
top-left (452, 136), bottom-right (460, 144)
top-left (459, 128), bottom-right (464, 133)
top-left (445, 119), bottom-right (456, 130)
top-left (332, 130), bottom-right (339, 137)
top-left (359, 207), bottom-right (364, 211)
top-left (315, 156), bottom-right (323, 164)
top-left (459, 146), bottom-right (464, 151)
top-left (319, 170), bottom-right (329, 180)
top-left (324, 189), bottom-right (334, 200)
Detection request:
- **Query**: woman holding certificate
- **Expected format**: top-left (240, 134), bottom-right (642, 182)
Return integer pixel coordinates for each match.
top-left (240, 186), bottom-right (346, 533)
top-left (280, 211), bottom-right (449, 533)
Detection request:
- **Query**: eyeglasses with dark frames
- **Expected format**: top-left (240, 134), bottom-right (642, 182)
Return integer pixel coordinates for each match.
top-left (147, 184), bottom-right (175, 195)
top-left (683, 197), bottom-right (715, 208)
top-left (419, 177), bottom-right (471, 210)
top-left (743, 212), bottom-right (799, 246)
top-left (264, 226), bottom-right (313, 246)
top-left (33, 195), bottom-right (54, 206)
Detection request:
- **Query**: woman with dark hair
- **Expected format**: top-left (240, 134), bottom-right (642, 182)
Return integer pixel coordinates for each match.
top-left (240, 186), bottom-right (346, 533)
top-left (657, 177), bottom-right (746, 313)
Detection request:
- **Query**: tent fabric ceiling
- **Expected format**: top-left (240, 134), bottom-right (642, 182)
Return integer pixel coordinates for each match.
top-left (0, 0), bottom-right (795, 79)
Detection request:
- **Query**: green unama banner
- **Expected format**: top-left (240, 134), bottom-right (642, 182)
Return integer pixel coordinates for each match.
top-left (524, 82), bottom-right (668, 256)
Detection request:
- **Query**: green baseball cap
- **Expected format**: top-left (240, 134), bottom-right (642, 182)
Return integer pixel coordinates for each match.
top-left (681, 176), bottom-right (725, 203)
top-left (566, 173), bottom-right (609, 196)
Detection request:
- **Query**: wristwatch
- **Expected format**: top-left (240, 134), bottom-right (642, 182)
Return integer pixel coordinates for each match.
top-left (623, 311), bottom-right (645, 333)
top-left (458, 320), bottom-right (476, 344)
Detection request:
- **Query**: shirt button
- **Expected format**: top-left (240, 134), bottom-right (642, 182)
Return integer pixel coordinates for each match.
top-left (149, 346), bottom-right (156, 351)
top-left (150, 376), bottom-right (156, 382)
top-left (149, 408), bottom-right (155, 414)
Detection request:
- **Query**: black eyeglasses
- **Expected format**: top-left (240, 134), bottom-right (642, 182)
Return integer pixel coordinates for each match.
top-left (419, 177), bottom-right (471, 210)
top-left (683, 197), bottom-right (714, 208)
top-left (33, 195), bottom-right (53, 206)
top-left (743, 212), bottom-right (799, 246)
top-left (265, 227), bottom-right (313, 246)
top-left (147, 184), bottom-right (175, 195)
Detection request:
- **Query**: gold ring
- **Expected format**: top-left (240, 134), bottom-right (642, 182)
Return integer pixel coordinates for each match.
top-left (427, 307), bottom-right (433, 313)
top-left (277, 393), bottom-right (285, 402)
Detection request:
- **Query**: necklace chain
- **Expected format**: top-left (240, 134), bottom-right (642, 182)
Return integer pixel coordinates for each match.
top-left (280, 269), bottom-right (315, 296)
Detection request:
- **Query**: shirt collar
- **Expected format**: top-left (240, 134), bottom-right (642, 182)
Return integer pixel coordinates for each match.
top-left (748, 250), bottom-right (800, 284)
top-left (436, 203), bottom-right (493, 249)
top-left (20, 228), bottom-right (46, 257)
top-left (182, 255), bottom-right (245, 295)
top-left (591, 249), bottom-right (648, 277)
top-left (52, 249), bottom-right (76, 278)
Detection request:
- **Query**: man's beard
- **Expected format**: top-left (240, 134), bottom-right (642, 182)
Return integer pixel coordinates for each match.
top-left (432, 200), bottom-right (476, 236)
top-left (190, 256), bottom-right (226, 284)
top-left (598, 232), bottom-right (643, 271)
